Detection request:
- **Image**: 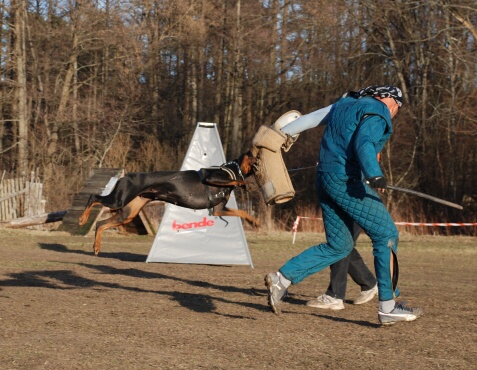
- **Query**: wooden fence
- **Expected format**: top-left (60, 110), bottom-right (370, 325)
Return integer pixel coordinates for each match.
top-left (0, 172), bottom-right (45, 221)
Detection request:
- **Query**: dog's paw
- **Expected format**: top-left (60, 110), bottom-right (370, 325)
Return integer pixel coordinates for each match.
top-left (93, 244), bottom-right (100, 256)
top-left (78, 214), bottom-right (87, 226)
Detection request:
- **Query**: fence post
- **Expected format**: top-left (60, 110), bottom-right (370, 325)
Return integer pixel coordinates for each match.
top-left (292, 216), bottom-right (300, 244)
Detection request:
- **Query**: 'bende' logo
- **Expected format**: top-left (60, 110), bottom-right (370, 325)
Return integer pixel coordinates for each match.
top-left (172, 217), bottom-right (215, 230)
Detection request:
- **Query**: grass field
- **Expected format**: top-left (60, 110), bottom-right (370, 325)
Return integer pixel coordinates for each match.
top-left (0, 228), bottom-right (476, 369)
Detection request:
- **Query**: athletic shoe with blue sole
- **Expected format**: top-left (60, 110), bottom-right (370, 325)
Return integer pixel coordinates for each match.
top-left (378, 301), bottom-right (423, 326)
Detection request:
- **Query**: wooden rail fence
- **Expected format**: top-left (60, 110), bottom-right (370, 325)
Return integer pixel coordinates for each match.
top-left (0, 171), bottom-right (46, 221)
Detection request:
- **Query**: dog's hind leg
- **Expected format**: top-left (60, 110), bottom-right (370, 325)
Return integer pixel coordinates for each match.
top-left (79, 194), bottom-right (104, 226)
top-left (93, 196), bottom-right (151, 255)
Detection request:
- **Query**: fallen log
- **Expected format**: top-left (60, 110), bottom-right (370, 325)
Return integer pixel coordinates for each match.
top-left (0, 210), bottom-right (67, 229)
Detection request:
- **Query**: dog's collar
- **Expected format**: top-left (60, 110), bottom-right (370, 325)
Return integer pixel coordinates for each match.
top-left (222, 161), bottom-right (244, 181)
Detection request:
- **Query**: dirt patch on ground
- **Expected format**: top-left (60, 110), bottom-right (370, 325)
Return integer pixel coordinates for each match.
top-left (0, 228), bottom-right (476, 369)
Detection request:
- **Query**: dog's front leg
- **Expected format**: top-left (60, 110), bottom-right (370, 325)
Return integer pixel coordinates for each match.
top-left (213, 207), bottom-right (260, 228)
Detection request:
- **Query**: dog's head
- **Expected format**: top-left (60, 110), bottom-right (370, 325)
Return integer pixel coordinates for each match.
top-left (237, 151), bottom-right (256, 177)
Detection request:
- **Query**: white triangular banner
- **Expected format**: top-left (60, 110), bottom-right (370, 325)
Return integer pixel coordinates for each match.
top-left (146, 122), bottom-right (253, 267)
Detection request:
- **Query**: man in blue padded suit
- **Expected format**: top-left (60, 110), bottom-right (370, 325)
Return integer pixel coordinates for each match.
top-left (265, 85), bottom-right (423, 325)
top-left (280, 95), bottom-right (378, 311)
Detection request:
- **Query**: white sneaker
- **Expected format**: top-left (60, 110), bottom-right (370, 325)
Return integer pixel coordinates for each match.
top-left (378, 301), bottom-right (423, 326)
top-left (306, 294), bottom-right (344, 310)
top-left (353, 284), bottom-right (378, 305)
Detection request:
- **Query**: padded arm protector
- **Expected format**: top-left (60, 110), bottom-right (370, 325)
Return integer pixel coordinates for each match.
top-left (252, 125), bottom-right (295, 205)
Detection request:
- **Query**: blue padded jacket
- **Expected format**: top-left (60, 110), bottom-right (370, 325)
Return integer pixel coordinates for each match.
top-left (317, 96), bottom-right (392, 179)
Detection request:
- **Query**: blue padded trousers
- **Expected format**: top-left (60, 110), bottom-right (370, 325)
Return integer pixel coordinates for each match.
top-left (280, 172), bottom-right (399, 301)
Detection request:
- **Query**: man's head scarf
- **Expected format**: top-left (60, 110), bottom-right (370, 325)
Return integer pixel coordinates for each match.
top-left (355, 85), bottom-right (403, 107)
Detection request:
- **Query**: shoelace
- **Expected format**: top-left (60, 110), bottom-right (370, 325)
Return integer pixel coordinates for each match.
top-left (322, 295), bottom-right (333, 303)
top-left (395, 302), bottom-right (414, 312)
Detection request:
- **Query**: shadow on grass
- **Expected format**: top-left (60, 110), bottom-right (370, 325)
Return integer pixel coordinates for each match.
top-left (38, 243), bottom-right (146, 262)
top-left (0, 262), bottom-right (265, 319)
top-left (283, 295), bottom-right (380, 328)
top-left (11, 245), bottom-right (379, 325)
top-left (308, 313), bottom-right (381, 328)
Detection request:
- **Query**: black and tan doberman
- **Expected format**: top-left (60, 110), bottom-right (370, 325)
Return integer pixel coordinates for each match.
top-left (79, 152), bottom-right (258, 255)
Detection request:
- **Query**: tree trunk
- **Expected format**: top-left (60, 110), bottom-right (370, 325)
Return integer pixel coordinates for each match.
top-left (229, 0), bottom-right (243, 159)
top-left (12, 0), bottom-right (29, 174)
top-left (213, 1), bottom-right (227, 127)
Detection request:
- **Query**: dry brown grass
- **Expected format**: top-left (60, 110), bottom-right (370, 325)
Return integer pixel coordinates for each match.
top-left (0, 229), bottom-right (476, 369)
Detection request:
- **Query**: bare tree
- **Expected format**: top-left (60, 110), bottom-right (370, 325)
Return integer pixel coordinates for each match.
top-left (10, 0), bottom-right (28, 174)
top-left (0, 0), bottom-right (474, 230)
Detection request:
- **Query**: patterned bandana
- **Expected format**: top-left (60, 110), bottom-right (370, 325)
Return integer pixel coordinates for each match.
top-left (356, 85), bottom-right (403, 107)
